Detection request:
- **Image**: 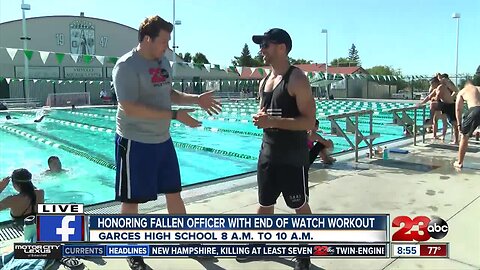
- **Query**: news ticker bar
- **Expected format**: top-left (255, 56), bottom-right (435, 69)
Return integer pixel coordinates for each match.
top-left (391, 243), bottom-right (449, 258)
top-left (38, 214), bottom-right (389, 243)
top-left (14, 243), bottom-right (390, 259)
top-left (14, 243), bottom-right (451, 259)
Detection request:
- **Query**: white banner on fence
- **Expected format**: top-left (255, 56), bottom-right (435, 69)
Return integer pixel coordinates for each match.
top-left (15, 66), bottom-right (60, 79)
top-left (64, 67), bottom-right (103, 79)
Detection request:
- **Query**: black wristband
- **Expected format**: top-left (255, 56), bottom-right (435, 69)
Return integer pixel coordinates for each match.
top-left (172, 110), bottom-right (178, 120)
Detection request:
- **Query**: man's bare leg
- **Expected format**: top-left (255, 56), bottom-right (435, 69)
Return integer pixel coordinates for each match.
top-left (121, 202), bottom-right (139, 214)
top-left (452, 122), bottom-right (459, 144)
top-left (258, 205), bottom-right (275, 215)
top-left (293, 203), bottom-right (313, 269)
top-left (441, 118), bottom-right (448, 141)
top-left (166, 192), bottom-right (186, 214)
top-left (433, 112), bottom-right (439, 139)
top-left (320, 150), bottom-right (335, 164)
top-left (295, 203), bottom-right (312, 214)
top-left (455, 133), bottom-right (469, 168)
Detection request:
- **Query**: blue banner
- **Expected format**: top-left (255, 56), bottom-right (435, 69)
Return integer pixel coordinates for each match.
top-left (88, 215), bottom-right (388, 230)
top-left (106, 245), bottom-right (150, 257)
top-left (63, 245), bottom-right (105, 257)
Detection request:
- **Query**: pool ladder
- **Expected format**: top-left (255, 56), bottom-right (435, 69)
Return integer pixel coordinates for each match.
top-left (327, 110), bottom-right (380, 162)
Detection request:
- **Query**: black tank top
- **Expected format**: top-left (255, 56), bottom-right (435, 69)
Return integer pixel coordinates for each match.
top-left (259, 66), bottom-right (308, 166)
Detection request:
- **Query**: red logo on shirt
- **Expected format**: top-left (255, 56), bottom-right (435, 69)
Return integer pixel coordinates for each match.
top-left (149, 68), bottom-right (168, 84)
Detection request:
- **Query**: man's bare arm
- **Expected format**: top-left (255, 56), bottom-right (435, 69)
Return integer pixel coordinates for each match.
top-left (447, 80), bottom-right (459, 97)
top-left (171, 89), bottom-right (199, 105)
top-left (420, 89), bottom-right (437, 104)
top-left (455, 90), bottom-right (465, 124)
top-left (258, 77), bottom-right (266, 109)
top-left (311, 132), bottom-right (329, 144)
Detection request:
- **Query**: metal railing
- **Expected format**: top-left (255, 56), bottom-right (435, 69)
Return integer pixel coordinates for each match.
top-left (327, 109), bottom-right (380, 162)
top-left (0, 97), bottom-right (41, 109)
top-left (387, 105), bottom-right (427, 146)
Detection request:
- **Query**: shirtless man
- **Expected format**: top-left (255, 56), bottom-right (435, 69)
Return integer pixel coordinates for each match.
top-left (418, 77), bottom-right (455, 140)
top-left (428, 73), bottom-right (458, 135)
top-left (426, 77), bottom-right (447, 139)
top-left (454, 78), bottom-right (480, 168)
top-left (420, 77), bottom-right (458, 142)
top-left (437, 73), bottom-right (459, 98)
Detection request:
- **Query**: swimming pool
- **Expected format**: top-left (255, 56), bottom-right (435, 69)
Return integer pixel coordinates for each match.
top-left (0, 99), bottom-right (426, 222)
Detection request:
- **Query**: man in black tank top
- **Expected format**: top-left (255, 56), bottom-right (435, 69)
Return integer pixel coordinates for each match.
top-left (251, 28), bottom-right (316, 270)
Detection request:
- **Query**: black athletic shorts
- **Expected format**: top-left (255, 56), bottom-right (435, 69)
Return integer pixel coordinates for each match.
top-left (438, 102), bottom-right (456, 123)
top-left (257, 158), bottom-right (309, 209)
top-left (461, 106), bottom-right (480, 137)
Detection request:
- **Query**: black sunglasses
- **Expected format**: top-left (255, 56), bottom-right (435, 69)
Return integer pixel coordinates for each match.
top-left (260, 40), bottom-right (282, 50)
top-left (260, 41), bottom-right (270, 49)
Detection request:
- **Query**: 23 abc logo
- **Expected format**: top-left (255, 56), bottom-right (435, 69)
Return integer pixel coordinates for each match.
top-left (392, 216), bottom-right (449, 241)
top-left (312, 246), bottom-right (335, 256)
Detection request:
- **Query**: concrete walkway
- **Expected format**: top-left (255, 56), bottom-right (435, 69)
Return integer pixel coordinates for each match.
top-left (4, 136), bottom-right (480, 270)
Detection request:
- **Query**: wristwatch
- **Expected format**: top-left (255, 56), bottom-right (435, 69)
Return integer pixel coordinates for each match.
top-left (172, 110), bottom-right (178, 120)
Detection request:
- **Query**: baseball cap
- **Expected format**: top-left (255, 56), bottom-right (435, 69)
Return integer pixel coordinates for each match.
top-left (252, 28), bottom-right (292, 53)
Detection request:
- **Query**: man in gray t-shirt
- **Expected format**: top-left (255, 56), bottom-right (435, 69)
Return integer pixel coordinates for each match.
top-left (112, 15), bottom-right (221, 270)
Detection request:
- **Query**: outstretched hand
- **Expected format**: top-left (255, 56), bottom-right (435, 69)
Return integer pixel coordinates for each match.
top-left (0, 176), bottom-right (10, 193)
top-left (198, 91), bottom-right (222, 116)
top-left (177, 108), bottom-right (202, 128)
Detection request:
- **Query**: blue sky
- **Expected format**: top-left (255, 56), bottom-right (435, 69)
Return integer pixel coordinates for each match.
top-left (0, 0), bottom-right (478, 76)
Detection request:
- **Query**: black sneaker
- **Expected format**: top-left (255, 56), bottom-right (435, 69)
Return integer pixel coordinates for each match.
top-left (294, 257), bottom-right (311, 270)
top-left (127, 256), bottom-right (147, 270)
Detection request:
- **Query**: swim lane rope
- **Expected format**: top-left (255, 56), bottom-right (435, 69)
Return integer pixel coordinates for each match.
top-left (0, 124), bottom-right (116, 170)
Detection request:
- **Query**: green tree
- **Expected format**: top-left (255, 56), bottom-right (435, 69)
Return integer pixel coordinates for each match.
top-left (232, 44), bottom-right (257, 67)
top-left (459, 74), bottom-right (480, 89)
top-left (290, 58), bottom-right (313, 65)
top-left (411, 79), bottom-right (430, 91)
top-left (330, 57), bottom-right (356, 67)
top-left (253, 50), bottom-right (264, 66)
top-left (192, 52), bottom-right (209, 64)
top-left (366, 65), bottom-right (400, 75)
top-left (367, 65), bottom-right (409, 91)
top-left (348, 43), bottom-right (360, 66)
top-left (459, 78), bottom-right (467, 89)
top-left (474, 75), bottom-right (480, 86)
top-left (183, 52), bottom-right (192, 63)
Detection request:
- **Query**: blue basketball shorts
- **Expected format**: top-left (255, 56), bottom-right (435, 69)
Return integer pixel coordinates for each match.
top-left (115, 134), bottom-right (181, 203)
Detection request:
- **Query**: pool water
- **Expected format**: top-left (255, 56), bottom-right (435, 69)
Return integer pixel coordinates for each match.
top-left (0, 100), bottom-right (426, 222)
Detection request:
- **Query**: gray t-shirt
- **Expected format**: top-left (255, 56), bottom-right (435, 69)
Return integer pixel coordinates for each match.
top-left (113, 49), bottom-right (172, 143)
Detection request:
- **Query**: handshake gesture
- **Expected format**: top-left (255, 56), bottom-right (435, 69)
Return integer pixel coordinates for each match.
top-left (175, 90), bottom-right (222, 128)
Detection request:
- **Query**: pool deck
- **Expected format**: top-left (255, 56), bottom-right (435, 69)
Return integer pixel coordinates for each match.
top-left (3, 133), bottom-right (480, 270)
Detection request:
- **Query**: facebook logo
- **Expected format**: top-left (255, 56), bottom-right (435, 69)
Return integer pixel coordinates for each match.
top-left (38, 216), bottom-right (84, 242)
